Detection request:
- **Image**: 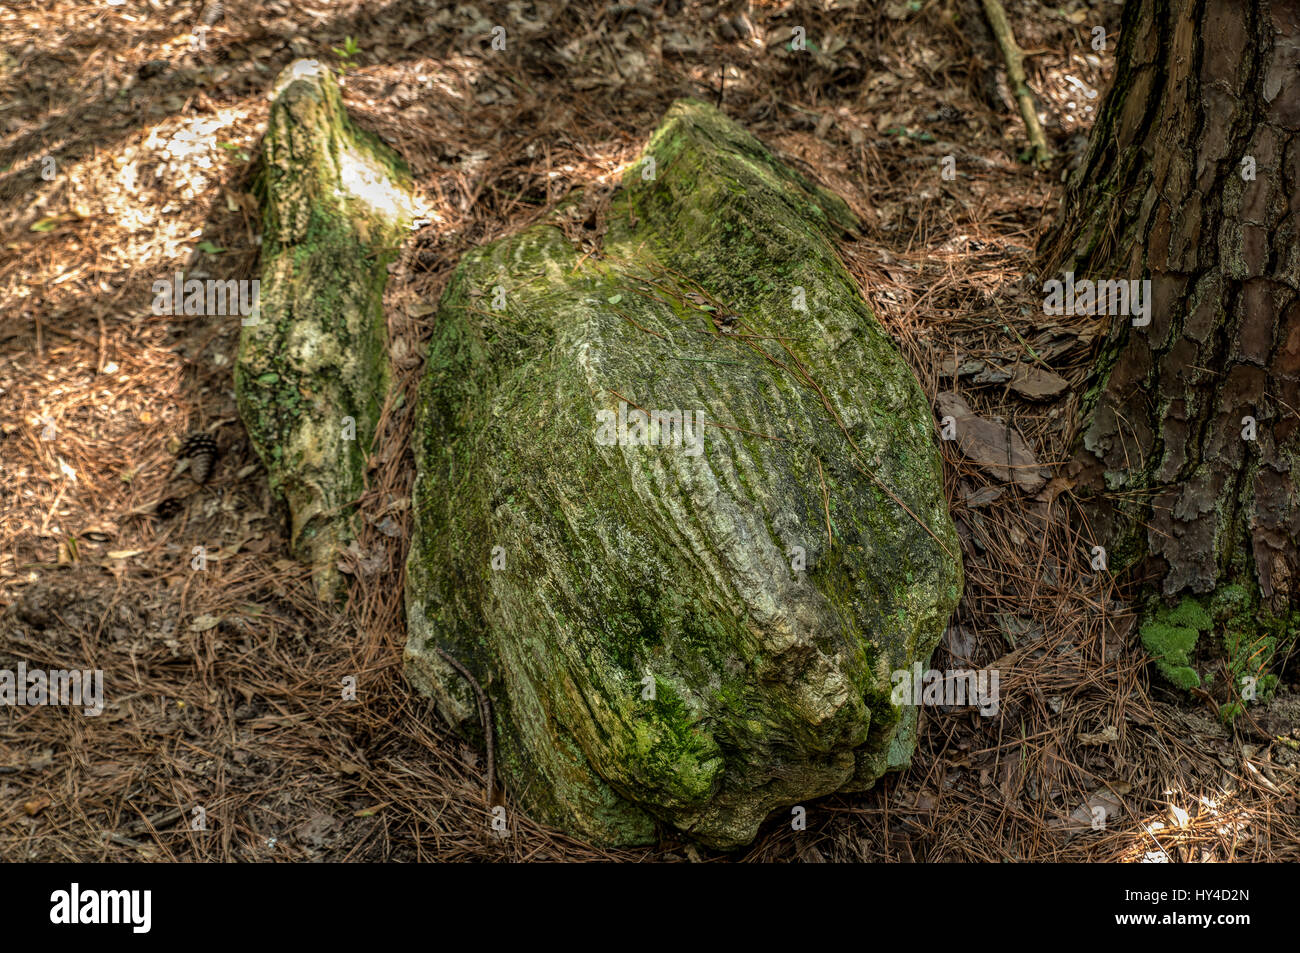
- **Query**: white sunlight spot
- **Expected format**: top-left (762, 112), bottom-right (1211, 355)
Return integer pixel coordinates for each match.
top-left (337, 142), bottom-right (424, 223)
top-left (269, 59), bottom-right (327, 100)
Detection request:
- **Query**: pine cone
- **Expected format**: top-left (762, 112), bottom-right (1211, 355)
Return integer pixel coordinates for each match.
top-left (178, 432), bottom-right (219, 484)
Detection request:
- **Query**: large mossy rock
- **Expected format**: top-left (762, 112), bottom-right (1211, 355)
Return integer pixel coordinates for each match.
top-left (405, 99), bottom-right (962, 848)
top-left (236, 60), bottom-right (420, 599)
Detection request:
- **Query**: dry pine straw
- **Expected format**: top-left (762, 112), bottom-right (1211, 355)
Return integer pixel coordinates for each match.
top-left (0, 0), bottom-right (1296, 861)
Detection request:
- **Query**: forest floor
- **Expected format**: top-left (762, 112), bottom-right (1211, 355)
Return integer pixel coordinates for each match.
top-left (2, 0), bottom-right (1297, 862)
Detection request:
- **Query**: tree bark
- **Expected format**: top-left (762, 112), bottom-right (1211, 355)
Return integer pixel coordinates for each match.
top-left (1044, 0), bottom-right (1300, 612)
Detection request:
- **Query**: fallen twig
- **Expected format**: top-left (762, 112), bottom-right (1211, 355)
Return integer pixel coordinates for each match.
top-left (981, 0), bottom-right (1053, 165)
top-left (435, 646), bottom-right (497, 808)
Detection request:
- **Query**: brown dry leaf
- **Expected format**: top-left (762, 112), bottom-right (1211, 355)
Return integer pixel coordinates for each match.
top-left (1066, 782), bottom-right (1131, 837)
top-left (1079, 725), bottom-right (1119, 746)
top-left (962, 485), bottom-right (1004, 507)
top-left (1035, 474), bottom-right (1076, 504)
top-left (1009, 365), bottom-right (1070, 400)
top-left (943, 625), bottom-right (977, 665)
top-left (1028, 326), bottom-right (1095, 362)
top-left (936, 392), bottom-right (1047, 492)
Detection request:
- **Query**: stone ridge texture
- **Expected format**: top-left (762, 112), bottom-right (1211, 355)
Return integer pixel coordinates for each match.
top-left (404, 98), bottom-right (962, 847)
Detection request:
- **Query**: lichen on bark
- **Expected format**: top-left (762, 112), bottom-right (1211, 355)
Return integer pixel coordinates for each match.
top-left (405, 99), bottom-right (962, 847)
top-left (236, 60), bottom-right (421, 600)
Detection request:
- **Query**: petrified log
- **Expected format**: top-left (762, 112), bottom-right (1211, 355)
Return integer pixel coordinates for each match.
top-left (236, 60), bottom-right (421, 600)
top-left (405, 99), bottom-right (962, 847)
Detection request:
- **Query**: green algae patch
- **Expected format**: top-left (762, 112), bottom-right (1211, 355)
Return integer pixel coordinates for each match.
top-left (236, 60), bottom-right (422, 600)
top-left (404, 99), bottom-right (962, 848)
top-left (1141, 587), bottom-right (1298, 722)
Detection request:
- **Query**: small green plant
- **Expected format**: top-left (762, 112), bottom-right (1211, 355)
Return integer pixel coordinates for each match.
top-left (218, 141), bottom-right (250, 162)
top-left (1215, 585), bottom-right (1283, 722)
top-left (332, 35), bottom-right (361, 73)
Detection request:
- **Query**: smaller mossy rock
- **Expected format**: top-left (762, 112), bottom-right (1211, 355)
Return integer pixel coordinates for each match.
top-left (405, 99), bottom-right (962, 848)
top-left (236, 60), bottom-right (421, 600)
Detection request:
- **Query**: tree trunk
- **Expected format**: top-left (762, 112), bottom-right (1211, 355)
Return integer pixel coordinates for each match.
top-left (1044, 0), bottom-right (1300, 614)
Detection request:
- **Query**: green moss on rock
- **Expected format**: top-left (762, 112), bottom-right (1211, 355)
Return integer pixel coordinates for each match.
top-left (236, 60), bottom-right (421, 599)
top-left (404, 99), bottom-right (962, 847)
